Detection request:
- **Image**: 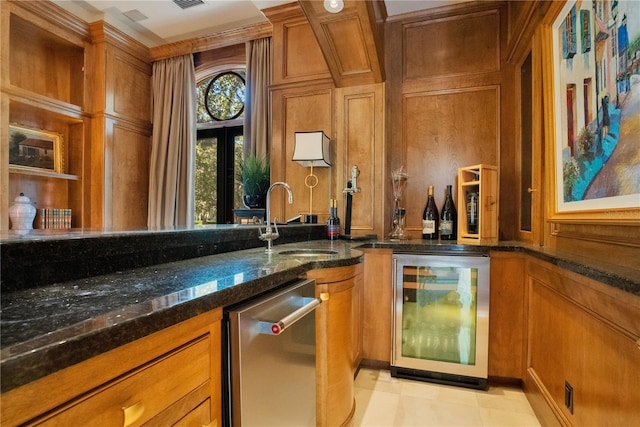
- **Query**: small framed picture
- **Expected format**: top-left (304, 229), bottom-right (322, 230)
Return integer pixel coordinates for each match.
top-left (9, 124), bottom-right (64, 174)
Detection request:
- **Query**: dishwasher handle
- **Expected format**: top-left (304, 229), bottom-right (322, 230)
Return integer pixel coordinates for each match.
top-left (258, 296), bottom-right (322, 335)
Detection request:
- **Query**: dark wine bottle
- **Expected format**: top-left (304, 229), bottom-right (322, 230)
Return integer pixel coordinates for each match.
top-left (466, 191), bottom-right (478, 234)
top-left (326, 199), bottom-right (340, 240)
top-left (440, 185), bottom-right (457, 240)
top-left (422, 185), bottom-right (439, 240)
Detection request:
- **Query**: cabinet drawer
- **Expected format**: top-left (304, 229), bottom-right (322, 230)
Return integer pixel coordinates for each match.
top-left (33, 336), bottom-right (211, 427)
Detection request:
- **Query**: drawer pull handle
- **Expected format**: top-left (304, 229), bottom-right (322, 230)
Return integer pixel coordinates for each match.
top-left (122, 401), bottom-right (144, 427)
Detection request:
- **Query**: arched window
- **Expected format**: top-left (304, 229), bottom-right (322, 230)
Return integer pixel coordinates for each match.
top-left (195, 68), bottom-right (245, 224)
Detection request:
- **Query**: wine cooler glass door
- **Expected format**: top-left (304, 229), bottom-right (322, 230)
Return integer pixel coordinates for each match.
top-left (392, 254), bottom-right (489, 380)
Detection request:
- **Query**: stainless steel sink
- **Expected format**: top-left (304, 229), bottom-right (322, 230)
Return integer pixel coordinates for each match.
top-left (278, 249), bottom-right (339, 257)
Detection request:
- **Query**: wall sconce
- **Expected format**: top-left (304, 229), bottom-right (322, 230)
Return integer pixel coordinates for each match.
top-left (293, 131), bottom-right (331, 224)
top-left (324, 0), bottom-right (344, 13)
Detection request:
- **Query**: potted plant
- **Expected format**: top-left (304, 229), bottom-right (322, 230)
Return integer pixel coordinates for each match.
top-left (241, 154), bottom-right (270, 209)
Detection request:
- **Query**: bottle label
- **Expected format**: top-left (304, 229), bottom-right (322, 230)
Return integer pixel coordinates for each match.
top-left (441, 220), bottom-right (453, 235)
top-left (327, 224), bottom-right (340, 238)
top-left (422, 219), bottom-right (436, 234)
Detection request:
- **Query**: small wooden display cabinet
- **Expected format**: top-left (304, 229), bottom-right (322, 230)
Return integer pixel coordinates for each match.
top-left (457, 164), bottom-right (498, 245)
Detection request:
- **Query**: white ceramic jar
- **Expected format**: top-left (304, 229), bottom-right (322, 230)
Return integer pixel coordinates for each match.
top-left (9, 193), bottom-right (36, 230)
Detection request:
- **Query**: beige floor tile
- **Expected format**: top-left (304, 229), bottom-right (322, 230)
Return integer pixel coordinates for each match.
top-left (354, 369), bottom-right (540, 427)
top-left (478, 407), bottom-right (541, 426)
top-left (353, 388), bottom-right (400, 426)
top-left (435, 384), bottom-right (480, 407)
top-left (476, 389), bottom-right (537, 414)
top-left (394, 395), bottom-right (483, 426)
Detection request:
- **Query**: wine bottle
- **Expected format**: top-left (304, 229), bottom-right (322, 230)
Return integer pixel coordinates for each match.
top-left (466, 191), bottom-right (478, 234)
top-left (440, 185), bottom-right (457, 240)
top-left (326, 199), bottom-right (340, 240)
top-left (422, 185), bottom-right (439, 240)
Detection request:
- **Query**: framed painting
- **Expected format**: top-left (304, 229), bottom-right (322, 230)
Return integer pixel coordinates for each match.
top-left (8, 124), bottom-right (64, 174)
top-left (545, 0), bottom-right (639, 223)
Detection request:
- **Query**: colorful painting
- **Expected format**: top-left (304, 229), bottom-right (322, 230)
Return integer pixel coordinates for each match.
top-left (551, 0), bottom-right (639, 218)
top-left (8, 124), bottom-right (63, 174)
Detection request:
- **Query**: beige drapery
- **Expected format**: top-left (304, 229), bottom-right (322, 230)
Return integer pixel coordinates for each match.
top-left (244, 37), bottom-right (271, 158)
top-left (147, 54), bottom-right (196, 229)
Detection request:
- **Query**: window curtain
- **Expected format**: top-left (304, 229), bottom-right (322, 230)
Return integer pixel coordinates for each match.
top-left (244, 37), bottom-right (271, 158)
top-left (148, 54), bottom-right (196, 229)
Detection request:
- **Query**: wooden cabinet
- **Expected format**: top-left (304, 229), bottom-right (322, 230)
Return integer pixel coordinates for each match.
top-left (352, 262), bottom-right (364, 370)
top-left (0, 309), bottom-right (222, 427)
top-left (361, 248), bottom-right (393, 365)
top-left (524, 258), bottom-right (640, 427)
top-left (1, 1), bottom-right (151, 231)
top-left (488, 251), bottom-right (525, 379)
top-left (307, 264), bottom-right (361, 427)
top-left (1, 1), bottom-right (90, 230)
top-left (87, 22), bottom-right (152, 230)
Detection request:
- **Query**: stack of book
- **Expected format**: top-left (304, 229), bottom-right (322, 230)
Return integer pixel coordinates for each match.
top-left (39, 208), bottom-right (72, 229)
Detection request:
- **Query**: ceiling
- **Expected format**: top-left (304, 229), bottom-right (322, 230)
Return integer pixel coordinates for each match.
top-left (52, 0), bottom-right (470, 47)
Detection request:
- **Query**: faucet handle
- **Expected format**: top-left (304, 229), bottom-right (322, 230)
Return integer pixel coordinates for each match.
top-left (271, 219), bottom-right (280, 241)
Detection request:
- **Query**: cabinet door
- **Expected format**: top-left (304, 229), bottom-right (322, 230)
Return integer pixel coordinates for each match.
top-left (352, 263), bottom-right (364, 370)
top-left (488, 251), bottom-right (525, 379)
top-left (307, 265), bottom-right (357, 427)
top-left (0, 309), bottom-right (222, 427)
top-left (516, 46), bottom-right (543, 244)
top-left (524, 259), bottom-right (640, 426)
top-left (362, 248), bottom-right (392, 363)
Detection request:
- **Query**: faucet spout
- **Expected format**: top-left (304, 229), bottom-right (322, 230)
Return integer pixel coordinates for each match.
top-left (260, 182), bottom-right (294, 252)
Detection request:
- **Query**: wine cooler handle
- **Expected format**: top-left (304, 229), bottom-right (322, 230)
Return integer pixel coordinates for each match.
top-left (390, 257), bottom-right (398, 364)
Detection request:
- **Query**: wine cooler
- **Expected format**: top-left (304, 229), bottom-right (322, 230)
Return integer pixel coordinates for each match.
top-left (391, 253), bottom-right (490, 389)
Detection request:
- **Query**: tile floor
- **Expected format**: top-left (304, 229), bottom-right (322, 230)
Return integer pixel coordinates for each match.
top-left (353, 368), bottom-right (541, 427)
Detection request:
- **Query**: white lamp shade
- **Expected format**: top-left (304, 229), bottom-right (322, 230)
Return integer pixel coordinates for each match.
top-left (293, 131), bottom-right (331, 167)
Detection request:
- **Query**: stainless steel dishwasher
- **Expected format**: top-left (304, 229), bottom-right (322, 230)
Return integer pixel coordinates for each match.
top-left (223, 279), bottom-right (319, 426)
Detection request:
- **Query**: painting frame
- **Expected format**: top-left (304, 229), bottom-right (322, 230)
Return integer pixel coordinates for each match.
top-left (8, 124), bottom-right (64, 174)
top-left (544, 0), bottom-right (639, 225)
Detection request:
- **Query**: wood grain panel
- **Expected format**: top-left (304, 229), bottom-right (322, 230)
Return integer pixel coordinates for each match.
top-left (284, 22), bottom-right (330, 80)
top-left (361, 248), bottom-right (392, 364)
top-left (0, 309), bottom-right (222, 427)
top-left (524, 258), bottom-right (640, 426)
top-left (108, 49), bottom-right (151, 123)
top-left (109, 121), bottom-right (150, 230)
top-left (269, 4), bottom-right (331, 87)
top-left (404, 10), bottom-right (500, 81)
top-left (488, 252), bottom-right (525, 379)
top-left (323, 16), bottom-right (371, 75)
top-left (335, 84), bottom-right (385, 237)
top-left (269, 85), bottom-right (333, 222)
top-left (299, 0), bottom-right (385, 87)
top-left (402, 87), bottom-right (499, 236)
top-left (308, 265), bottom-right (358, 427)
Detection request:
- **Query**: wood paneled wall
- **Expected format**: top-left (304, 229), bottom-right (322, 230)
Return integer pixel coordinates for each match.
top-left (334, 84), bottom-right (385, 236)
top-left (385, 3), bottom-right (506, 238)
top-left (266, 3), bottom-right (386, 236)
top-left (88, 22), bottom-right (152, 230)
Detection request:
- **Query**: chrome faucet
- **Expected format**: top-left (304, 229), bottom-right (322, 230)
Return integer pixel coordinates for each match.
top-left (259, 182), bottom-right (294, 252)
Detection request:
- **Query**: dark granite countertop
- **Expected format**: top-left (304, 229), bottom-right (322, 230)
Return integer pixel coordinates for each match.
top-left (0, 238), bottom-right (363, 393)
top-left (361, 239), bottom-right (640, 296)
top-left (2, 228), bottom-right (638, 394)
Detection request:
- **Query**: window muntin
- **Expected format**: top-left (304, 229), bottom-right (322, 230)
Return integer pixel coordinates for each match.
top-left (197, 70), bottom-right (245, 123)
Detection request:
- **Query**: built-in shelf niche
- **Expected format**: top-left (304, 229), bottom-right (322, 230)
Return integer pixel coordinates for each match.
top-left (9, 13), bottom-right (85, 108)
